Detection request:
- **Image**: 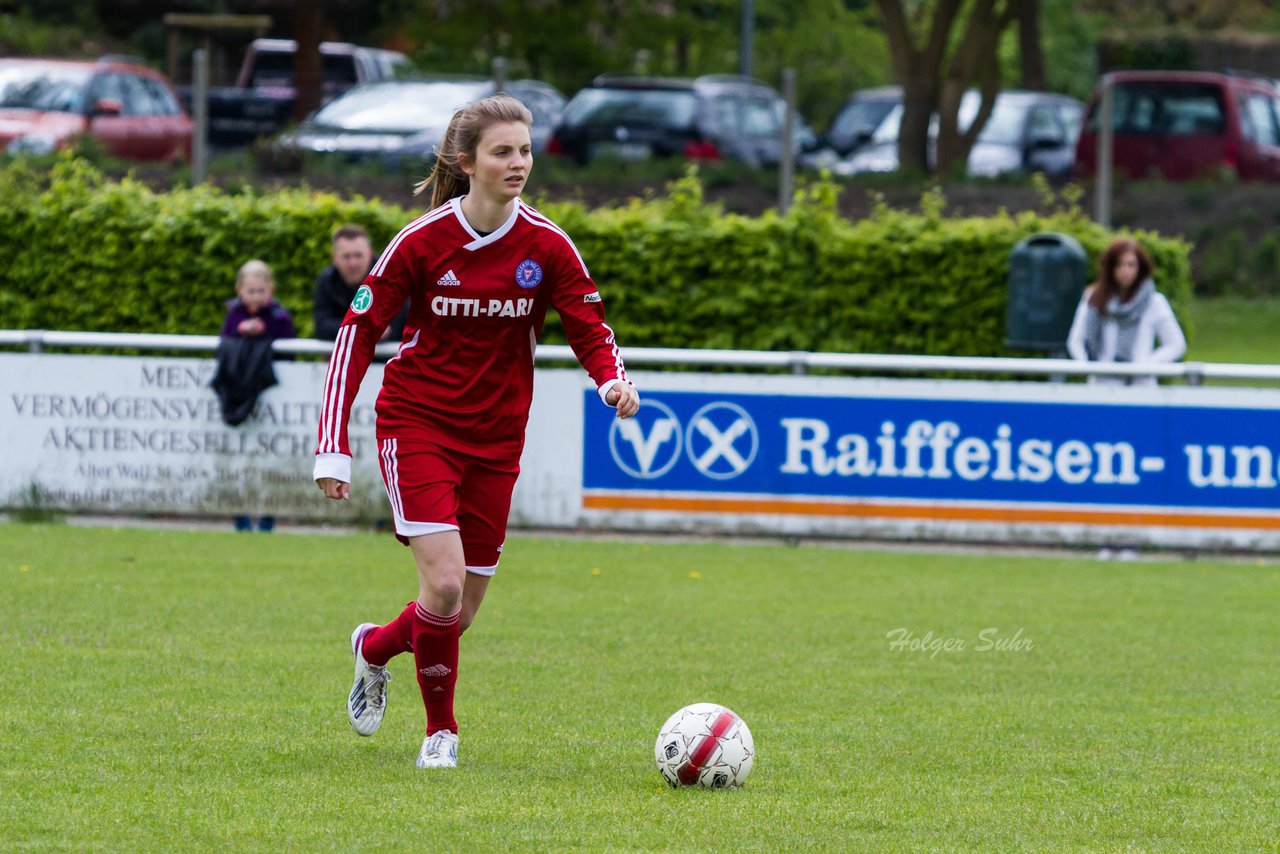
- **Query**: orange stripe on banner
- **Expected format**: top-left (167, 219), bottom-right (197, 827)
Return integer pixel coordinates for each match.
top-left (581, 494), bottom-right (1280, 530)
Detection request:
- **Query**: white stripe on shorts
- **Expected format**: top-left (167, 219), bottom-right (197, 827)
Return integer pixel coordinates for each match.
top-left (379, 438), bottom-right (460, 539)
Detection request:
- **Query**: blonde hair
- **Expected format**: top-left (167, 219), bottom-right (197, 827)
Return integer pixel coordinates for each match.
top-left (236, 259), bottom-right (273, 289)
top-left (413, 93), bottom-right (534, 210)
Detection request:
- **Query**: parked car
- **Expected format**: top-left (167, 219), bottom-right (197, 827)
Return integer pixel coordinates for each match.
top-left (824, 85), bottom-right (901, 156)
top-left (388, 79), bottom-right (565, 168)
top-left (547, 74), bottom-right (817, 167)
top-left (274, 77), bottom-right (565, 164)
top-left (835, 89), bottom-right (1083, 179)
top-left (180, 38), bottom-right (409, 148)
top-left (0, 57), bottom-right (192, 162)
top-left (1074, 71), bottom-right (1280, 182)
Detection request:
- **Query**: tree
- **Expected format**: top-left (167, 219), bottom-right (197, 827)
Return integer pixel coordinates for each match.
top-left (384, 0), bottom-right (885, 126)
top-left (1082, 0), bottom-right (1275, 29)
top-left (874, 0), bottom-right (1023, 177)
top-left (1018, 0), bottom-right (1046, 90)
top-left (290, 2), bottom-right (324, 120)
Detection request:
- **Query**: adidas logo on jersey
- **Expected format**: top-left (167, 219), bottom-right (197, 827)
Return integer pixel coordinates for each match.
top-left (436, 269), bottom-right (461, 287)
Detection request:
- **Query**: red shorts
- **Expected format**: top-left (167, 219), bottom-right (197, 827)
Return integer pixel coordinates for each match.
top-left (376, 437), bottom-right (519, 574)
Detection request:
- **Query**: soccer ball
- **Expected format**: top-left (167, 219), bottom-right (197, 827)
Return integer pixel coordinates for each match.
top-left (654, 702), bottom-right (755, 788)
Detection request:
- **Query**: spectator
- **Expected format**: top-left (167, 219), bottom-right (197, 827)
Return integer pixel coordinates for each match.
top-left (212, 259), bottom-right (296, 533)
top-left (313, 224), bottom-right (407, 342)
top-left (1066, 237), bottom-right (1186, 387)
top-left (220, 259), bottom-right (297, 342)
top-left (1066, 237), bottom-right (1186, 561)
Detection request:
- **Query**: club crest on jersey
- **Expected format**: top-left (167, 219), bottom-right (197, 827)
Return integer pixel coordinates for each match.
top-left (350, 285), bottom-right (373, 314)
top-left (515, 258), bottom-right (543, 289)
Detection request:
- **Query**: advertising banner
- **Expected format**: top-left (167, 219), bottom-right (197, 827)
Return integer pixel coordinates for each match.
top-left (5, 352), bottom-right (1280, 550)
top-left (0, 353), bottom-right (386, 520)
top-left (581, 374), bottom-right (1280, 549)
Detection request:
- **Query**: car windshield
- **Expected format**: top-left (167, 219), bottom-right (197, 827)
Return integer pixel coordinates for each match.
top-left (830, 99), bottom-right (897, 142)
top-left (1090, 82), bottom-right (1226, 136)
top-left (870, 105), bottom-right (901, 143)
top-left (0, 64), bottom-right (90, 112)
top-left (309, 81), bottom-right (489, 132)
top-left (560, 87), bottom-right (698, 129)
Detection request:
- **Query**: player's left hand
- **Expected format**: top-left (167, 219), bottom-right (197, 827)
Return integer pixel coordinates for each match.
top-left (606, 383), bottom-right (640, 419)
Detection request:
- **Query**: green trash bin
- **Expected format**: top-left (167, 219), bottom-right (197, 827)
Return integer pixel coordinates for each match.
top-left (1005, 232), bottom-right (1088, 352)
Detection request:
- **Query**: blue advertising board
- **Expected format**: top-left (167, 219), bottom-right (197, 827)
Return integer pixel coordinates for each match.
top-left (582, 387), bottom-right (1280, 529)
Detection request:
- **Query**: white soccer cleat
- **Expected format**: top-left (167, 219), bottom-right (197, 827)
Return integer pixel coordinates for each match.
top-left (347, 623), bottom-right (390, 736)
top-left (415, 730), bottom-right (459, 768)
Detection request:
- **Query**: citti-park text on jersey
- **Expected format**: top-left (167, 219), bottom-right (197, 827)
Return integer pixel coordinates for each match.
top-left (431, 296), bottom-right (535, 318)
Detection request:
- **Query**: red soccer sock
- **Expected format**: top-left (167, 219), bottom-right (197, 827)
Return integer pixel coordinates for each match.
top-left (412, 602), bottom-right (461, 735)
top-left (360, 602), bottom-right (416, 667)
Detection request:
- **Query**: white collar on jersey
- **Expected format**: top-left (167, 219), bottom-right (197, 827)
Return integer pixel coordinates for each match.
top-left (452, 196), bottom-right (522, 251)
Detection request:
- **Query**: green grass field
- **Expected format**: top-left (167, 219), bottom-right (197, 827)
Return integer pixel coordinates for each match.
top-left (1186, 297), bottom-right (1280, 366)
top-left (3, 523), bottom-right (1277, 852)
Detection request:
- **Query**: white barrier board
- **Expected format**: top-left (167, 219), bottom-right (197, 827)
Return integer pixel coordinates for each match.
top-left (4, 353), bottom-right (1280, 551)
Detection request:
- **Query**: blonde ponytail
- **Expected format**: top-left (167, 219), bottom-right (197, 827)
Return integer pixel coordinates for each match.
top-left (414, 93), bottom-right (534, 210)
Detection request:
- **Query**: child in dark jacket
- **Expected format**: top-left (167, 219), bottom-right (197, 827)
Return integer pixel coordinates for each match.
top-left (217, 260), bottom-right (294, 533)
top-left (221, 260), bottom-right (296, 341)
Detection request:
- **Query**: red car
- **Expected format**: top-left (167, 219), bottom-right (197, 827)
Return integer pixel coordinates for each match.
top-left (0, 57), bottom-right (193, 162)
top-left (1074, 71), bottom-right (1280, 182)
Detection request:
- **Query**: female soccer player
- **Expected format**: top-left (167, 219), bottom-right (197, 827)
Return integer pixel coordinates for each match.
top-left (313, 94), bottom-right (639, 768)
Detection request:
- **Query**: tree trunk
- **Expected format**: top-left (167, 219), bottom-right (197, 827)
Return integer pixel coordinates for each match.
top-left (935, 0), bottom-right (1018, 177)
top-left (898, 78), bottom-right (938, 174)
top-left (874, 0), bottom-right (965, 176)
top-left (1019, 0), bottom-right (1046, 91)
top-left (292, 4), bottom-right (324, 122)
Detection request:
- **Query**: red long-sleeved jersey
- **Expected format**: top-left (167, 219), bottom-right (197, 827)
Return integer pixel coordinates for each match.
top-left (315, 198), bottom-right (629, 481)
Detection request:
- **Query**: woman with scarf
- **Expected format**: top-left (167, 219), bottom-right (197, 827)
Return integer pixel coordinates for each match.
top-left (1066, 237), bottom-right (1186, 386)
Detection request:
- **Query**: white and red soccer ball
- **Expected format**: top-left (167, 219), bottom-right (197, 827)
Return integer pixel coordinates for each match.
top-left (654, 703), bottom-right (755, 788)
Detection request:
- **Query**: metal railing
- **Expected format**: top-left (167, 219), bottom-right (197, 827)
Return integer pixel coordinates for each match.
top-left (3, 328), bottom-right (1280, 384)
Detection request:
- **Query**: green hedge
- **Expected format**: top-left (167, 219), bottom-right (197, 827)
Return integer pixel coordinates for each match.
top-left (0, 156), bottom-right (406, 340)
top-left (0, 155), bottom-right (1193, 354)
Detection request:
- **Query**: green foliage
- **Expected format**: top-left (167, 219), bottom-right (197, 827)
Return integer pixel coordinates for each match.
top-left (1098, 30), bottom-right (1199, 71)
top-left (388, 0), bottom-right (888, 133)
top-left (1190, 215), bottom-right (1280, 298)
top-left (1040, 0), bottom-right (1107, 101)
top-left (0, 156), bottom-right (1192, 357)
top-left (537, 170), bottom-right (1193, 356)
top-left (753, 0), bottom-right (892, 127)
top-left (0, 154), bottom-right (410, 340)
top-left (0, 7), bottom-right (97, 56)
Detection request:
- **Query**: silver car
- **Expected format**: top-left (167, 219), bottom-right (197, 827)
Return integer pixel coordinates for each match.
top-left (275, 77), bottom-right (565, 165)
top-left (834, 90), bottom-right (1084, 179)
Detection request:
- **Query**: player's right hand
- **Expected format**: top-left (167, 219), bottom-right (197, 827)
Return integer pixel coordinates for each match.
top-left (316, 477), bottom-right (350, 500)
